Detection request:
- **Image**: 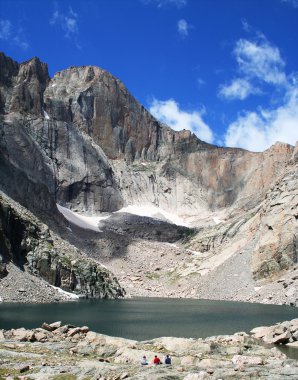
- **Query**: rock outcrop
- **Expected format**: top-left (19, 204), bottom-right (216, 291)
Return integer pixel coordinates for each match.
top-left (251, 318), bottom-right (298, 346)
top-left (0, 191), bottom-right (124, 300)
top-left (251, 165), bottom-right (298, 281)
top-left (0, 53), bottom-right (49, 115)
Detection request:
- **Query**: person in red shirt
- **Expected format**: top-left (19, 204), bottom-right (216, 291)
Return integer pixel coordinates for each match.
top-left (153, 355), bottom-right (161, 365)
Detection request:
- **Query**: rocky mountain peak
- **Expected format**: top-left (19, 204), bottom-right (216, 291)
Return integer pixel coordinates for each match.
top-left (18, 56), bottom-right (49, 84)
top-left (0, 52), bottom-right (19, 86)
top-left (0, 53), bottom-right (49, 116)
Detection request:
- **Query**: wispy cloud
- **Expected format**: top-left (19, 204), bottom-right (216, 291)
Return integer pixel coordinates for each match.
top-left (281, 0), bottom-right (298, 7)
top-left (0, 19), bottom-right (29, 50)
top-left (0, 19), bottom-right (11, 39)
top-left (177, 19), bottom-right (190, 37)
top-left (50, 6), bottom-right (80, 48)
top-left (219, 78), bottom-right (261, 100)
top-left (241, 19), bottom-right (252, 33)
top-left (197, 78), bottom-right (206, 88)
top-left (234, 38), bottom-right (286, 85)
top-left (149, 98), bottom-right (213, 143)
top-left (224, 84), bottom-right (298, 151)
top-left (143, 0), bottom-right (187, 8)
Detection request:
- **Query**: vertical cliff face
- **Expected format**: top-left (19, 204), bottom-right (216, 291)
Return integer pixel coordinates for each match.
top-left (172, 142), bottom-right (294, 209)
top-left (43, 66), bottom-right (212, 163)
top-left (44, 66), bottom-right (159, 161)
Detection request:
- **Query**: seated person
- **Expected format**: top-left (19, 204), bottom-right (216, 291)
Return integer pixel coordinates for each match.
top-left (165, 354), bottom-right (171, 364)
top-left (141, 355), bottom-right (148, 365)
top-left (153, 355), bottom-right (161, 365)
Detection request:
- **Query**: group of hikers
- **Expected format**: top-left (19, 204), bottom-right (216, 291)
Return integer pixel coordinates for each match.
top-left (141, 354), bottom-right (171, 365)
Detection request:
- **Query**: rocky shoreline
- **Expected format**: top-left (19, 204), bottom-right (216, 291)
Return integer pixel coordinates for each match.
top-left (1, 319), bottom-right (298, 379)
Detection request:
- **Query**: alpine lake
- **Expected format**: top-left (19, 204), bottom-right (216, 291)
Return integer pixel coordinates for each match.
top-left (1, 298), bottom-right (297, 347)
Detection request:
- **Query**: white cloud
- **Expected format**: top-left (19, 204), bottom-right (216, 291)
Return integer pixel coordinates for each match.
top-left (224, 86), bottom-right (298, 151)
top-left (234, 38), bottom-right (286, 85)
top-left (144, 0), bottom-right (187, 8)
top-left (218, 78), bottom-right (260, 100)
top-left (177, 19), bottom-right (189, 37)
top-left (50, 6), bottom-right (80, 46)
top-left (220, 34), bottom-right (298, 151)
top-left (0, 19), bottom-right (29, 50)
top-left (218, 37), bottom-right (287, 101)
top-left (149, 98), bottom-right (214, 143)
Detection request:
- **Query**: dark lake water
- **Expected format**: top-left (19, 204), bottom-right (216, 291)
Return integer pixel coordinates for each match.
top-left (0, 297), bottom-right (297, 341)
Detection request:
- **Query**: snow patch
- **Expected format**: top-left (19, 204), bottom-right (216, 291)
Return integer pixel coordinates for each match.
top-left (116, 204), bottom-right (189, 227)
top-left (50, 285), bottom-right (80, 300)
top-left (43, 110), bottom-right (50, 120)
top-left (213, 217), bottom-right (222, 225)
top-left (187, 249), bottom-right (201, 256)
top-left (57, 203), bottom-right (190, 231)
top-left (57, 204), bottom-right (109, 232)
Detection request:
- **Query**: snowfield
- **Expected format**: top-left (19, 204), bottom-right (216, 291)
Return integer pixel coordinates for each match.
top-left (56, 203), bottom-right (189, 231)
top-left (57, 205), bottom-right (109, 231)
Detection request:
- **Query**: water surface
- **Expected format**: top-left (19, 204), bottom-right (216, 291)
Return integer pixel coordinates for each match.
top-left (1, 297), bottom-right (297, 341)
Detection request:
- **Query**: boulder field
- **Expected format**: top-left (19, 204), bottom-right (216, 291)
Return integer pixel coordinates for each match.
top-left (1, 319), bottom-right (298, 379)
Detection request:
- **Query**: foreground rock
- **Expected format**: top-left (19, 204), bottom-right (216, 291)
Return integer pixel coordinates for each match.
top-left (251, 318), bottom-right (298, 346)
top-left (0, 321), bottom-right (298, 379)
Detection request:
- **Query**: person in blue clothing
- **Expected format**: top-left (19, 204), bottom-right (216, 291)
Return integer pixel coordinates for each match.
top-left (165, 354), bottom-right (171, 364)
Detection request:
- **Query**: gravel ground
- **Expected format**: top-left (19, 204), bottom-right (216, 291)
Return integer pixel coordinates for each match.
top-left (0, 263), bottom-right (75, 303)
top-left (1, 208), bottom-right (297, 307)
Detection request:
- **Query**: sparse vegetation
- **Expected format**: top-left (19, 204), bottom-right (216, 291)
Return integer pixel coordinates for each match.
top-left (145, 271), bottom-right (161, 280)
top-left (52, 375), bottom-right (77, 380)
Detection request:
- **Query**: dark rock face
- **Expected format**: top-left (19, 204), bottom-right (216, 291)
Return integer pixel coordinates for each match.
top-left (0, 121), bottom-right (59, 214)
top-left (0, 54), bottom-right (123, 213)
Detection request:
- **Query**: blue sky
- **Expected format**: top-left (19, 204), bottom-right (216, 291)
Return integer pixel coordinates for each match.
top-left (0, 0), bottom-right (298, 151)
